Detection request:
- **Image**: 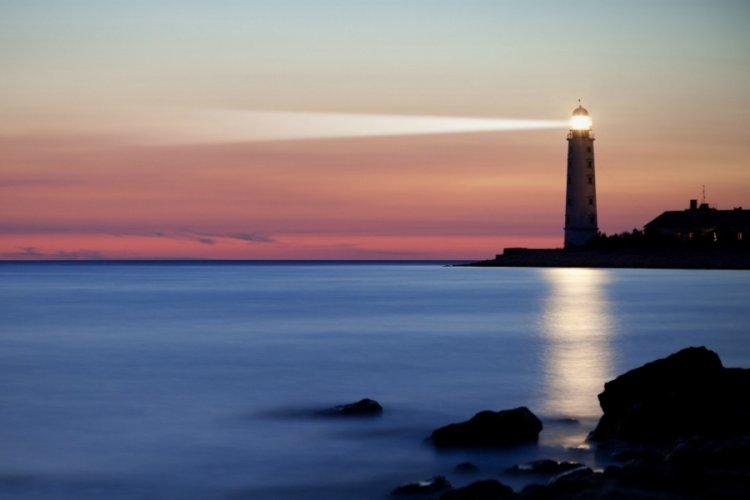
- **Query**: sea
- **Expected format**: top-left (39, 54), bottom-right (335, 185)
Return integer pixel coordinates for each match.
top-left (0, 262), bottom-right (748, 499)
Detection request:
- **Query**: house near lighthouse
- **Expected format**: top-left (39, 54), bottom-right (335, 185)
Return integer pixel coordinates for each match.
top-left (645, 200), bottom-right (750, 243)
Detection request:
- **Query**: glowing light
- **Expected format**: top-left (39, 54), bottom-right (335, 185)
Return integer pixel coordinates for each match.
top-left (133, 109), bottom-right (569, 144)
top-left (569, 114), bottom-right (593, 131)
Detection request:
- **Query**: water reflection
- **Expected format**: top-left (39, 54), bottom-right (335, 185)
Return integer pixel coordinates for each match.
top-left (541, 268), bottom-right (614, 418)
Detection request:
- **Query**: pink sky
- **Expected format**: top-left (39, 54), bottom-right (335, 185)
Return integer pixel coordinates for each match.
top-left (1, 1), bottom-right (748, 259)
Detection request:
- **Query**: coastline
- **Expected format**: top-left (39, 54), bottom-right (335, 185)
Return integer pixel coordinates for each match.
top-left (391, 346), bottom-right (750, 499)
top-left (466, 247), bottom-right (750, 270)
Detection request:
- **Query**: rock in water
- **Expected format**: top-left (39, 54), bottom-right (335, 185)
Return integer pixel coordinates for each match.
top-left (590, 346), bottom-right (750, 443)
top-left (440, 479), bottom-right (514, 499)
top-left (330, 398), bottom-right (383, 416)
top-left (431, 406), bottom-right (542, 448)
top-left (453, 461), bottom-right (479, 473)
top-left (501, 348), bottom-right (750, 499)
top-left (506, 459), bottom-right (585, 476)
top-left (390, 476), bottom-right (451, 496)
top-left (597, 346), bottom-right (723, 416)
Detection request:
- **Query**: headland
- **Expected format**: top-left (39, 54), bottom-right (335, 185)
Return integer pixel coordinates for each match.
top-left (470, 195), bottom-right (750, 269)
top-left (468, 246), bottom-right (750, 270)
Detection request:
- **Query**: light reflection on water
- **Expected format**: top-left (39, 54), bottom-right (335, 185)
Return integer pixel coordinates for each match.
top-left (540, 268), bottom-right (615, 418)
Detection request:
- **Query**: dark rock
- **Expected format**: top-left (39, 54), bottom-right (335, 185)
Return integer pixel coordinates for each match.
top-left (605, 443), bottom-right (667, 463)
top-left (440, 480), bottom-right (514, 499)
top-left (431, 407), bottom-right (542, 448)
top-left (517, 483), bottom-right (546, 499)
top-left (518, 467), bottom-right (608, 499)
top-left (589, 346), bottom-right (750, 443)
top-left (391, 476), bottom-right (451, 497)
top-left (519, 469), bottom-right (692, 499)
top-left (597, 347), bottom-right (723, 416)
top-left (506, 459), bottom-right (584, 476)
top-left (664, 438), bottom-right (713, 471)
top-left (714, 436), bottom-right (750, 468)
top-left (513, 348), bottom-right (750, 499)
top-left (703, 468), bottom-right (750, 499)
top-left (546, 466), bottom-right (595, 487)
top-left (401, 348), bottom-right (750, 500)
top-left (617, 459), bottom-right (698, 497)
top-left (598, 435), bottom-right (750, 498)
top-left (545, 468), bottom-right (660, 500)
top-left (325, 398), bottom-right (383, 416)
top-left (454, 462), bottom-right (479, 473)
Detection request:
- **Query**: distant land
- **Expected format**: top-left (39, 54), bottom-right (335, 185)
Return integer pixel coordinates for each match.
top-left (469, 200), bottom-right (750, 270)
top-left (468, 246), bottom-right (750, 270)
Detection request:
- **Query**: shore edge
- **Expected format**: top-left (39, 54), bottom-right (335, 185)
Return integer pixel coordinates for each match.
top-left (465, 247), bottom-right (750, 270)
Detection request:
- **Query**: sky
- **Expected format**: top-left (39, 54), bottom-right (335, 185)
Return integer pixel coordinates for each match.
top-left (1, 0), bottom-right (749, 260)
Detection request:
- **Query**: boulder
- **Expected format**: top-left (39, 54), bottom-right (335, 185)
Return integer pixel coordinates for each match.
top-left (609, 436), bottom-right (750, 498)
top-left (714, 435), bottom-right (750, 468)
top-left (524, 468), bottom-right (695, 500)
top-left (454, 462), bottom-right (479, 473)
top-left (589, 346), bottom-right (750, 443)
top-left (506, 459), bottom-right (585, 476)
top-left (391, 476), bottom-right (451, 497)
top-left (504, 348), bottom-right (750, 499)
top-left (324, 398), bottom-right (383, 416)
top-left (518, 467), bottom-right (602, 499)
top-left (440, 479), bottom-right (514, 499)
top-left (605, 443), bottom-right (667, 463)
top-left (609, 459), bottom-right (691, 496)
top-left (431, 407), bottom-right (542, 448)
top-left (597, 346), bottom-right (723, 417)
top-left (546, 466), bottom-right (595, 488)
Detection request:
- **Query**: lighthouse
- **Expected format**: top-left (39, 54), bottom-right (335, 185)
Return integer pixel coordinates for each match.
top-left (564, 104), bottom-right (598, 248)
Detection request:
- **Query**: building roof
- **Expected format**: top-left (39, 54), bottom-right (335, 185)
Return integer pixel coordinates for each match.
top-left (645, 206), bottom-right (750, 230)
top-left (572, 105), bottom-right (589, 116)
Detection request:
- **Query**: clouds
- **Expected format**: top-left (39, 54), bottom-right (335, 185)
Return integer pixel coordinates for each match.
top-left (227, 232), bottom-right (274, 243)
top-left (0, 228), bottom-right (277, 260)
top-left (171, 231), bottom-right (275, 246)
top-left (1, 246), bottom-right (105, 260)
top-left (128, 230), bottom-right (275, 248)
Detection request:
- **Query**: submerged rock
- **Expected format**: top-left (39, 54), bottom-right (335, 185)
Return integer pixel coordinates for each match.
top-left (506, 459), bottom-right (585, 476)
top-left (604, 442), bottom-right (668, 463)
top-left (546, 466), bottom-right (595, 487)
top-left (440, 479), bottom-right (514, 499)
top-left (390, 475), bottom-right (451, 496)
top-left (454, 462), bottom-right (479, 474)
top-left (431, 407), bottom-right (542, 448)
top-left (323, 398), bottom-right (383, 416)
top-left (589, 346), bottom-right (750, 443)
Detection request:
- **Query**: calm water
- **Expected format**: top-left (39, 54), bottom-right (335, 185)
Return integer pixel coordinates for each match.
top-left (1, 262), bottom-right (748, 499)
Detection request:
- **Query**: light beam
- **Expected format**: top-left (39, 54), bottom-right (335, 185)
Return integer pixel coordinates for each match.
top-left (137, 109), bottom-right (568, 144)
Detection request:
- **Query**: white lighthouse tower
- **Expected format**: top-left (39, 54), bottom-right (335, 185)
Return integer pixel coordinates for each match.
top-left (564, 103), bottom-right (598, 248)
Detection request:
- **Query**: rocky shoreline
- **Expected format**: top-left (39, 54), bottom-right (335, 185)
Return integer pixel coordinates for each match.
top-left (386, 347), bottom-right (750, 499)
top-left (467, 248), bottom-right (750, 270)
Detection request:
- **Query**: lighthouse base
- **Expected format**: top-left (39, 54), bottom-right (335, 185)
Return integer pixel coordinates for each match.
top-left (564, 227), bottom-right (597, 248)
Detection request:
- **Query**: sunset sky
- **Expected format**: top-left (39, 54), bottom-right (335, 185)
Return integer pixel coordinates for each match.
top-left (1, 1), bottom-right (749, 259)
